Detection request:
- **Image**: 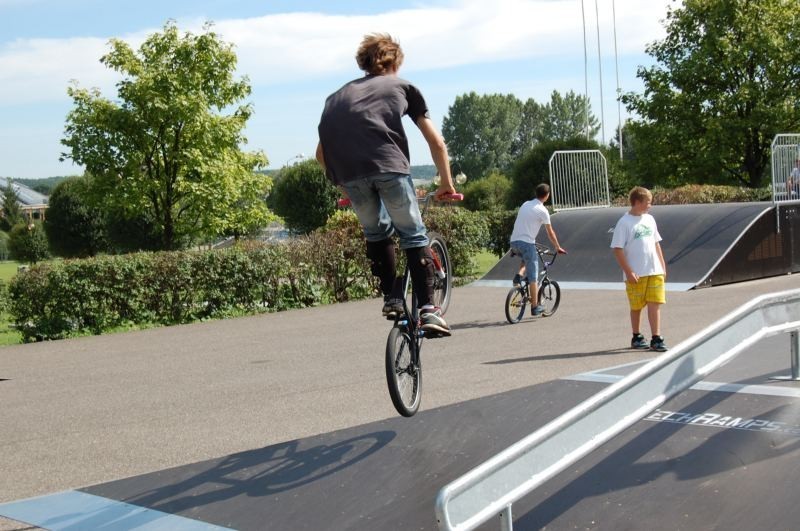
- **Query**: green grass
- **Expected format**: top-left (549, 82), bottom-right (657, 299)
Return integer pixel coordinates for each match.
top-left (473, 249), bottom-right (500, 277)
top-left (0, 261), bottom-right (20, 283)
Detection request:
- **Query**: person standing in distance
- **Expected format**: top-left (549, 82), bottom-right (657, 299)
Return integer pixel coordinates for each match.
top-left (610, 186), bottom-right (668, 352)
top-left (316, 33), bottom-right (457, 336)
top-left (509, 183), bottom-right (566, 316)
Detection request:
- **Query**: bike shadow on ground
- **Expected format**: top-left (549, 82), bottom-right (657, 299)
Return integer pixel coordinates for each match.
top-left (116, 430), bottom-right (395, 517)
top-left (449, 318), bottom-right (546, 332)
top-left (484, 348), bottom-right (635, 365)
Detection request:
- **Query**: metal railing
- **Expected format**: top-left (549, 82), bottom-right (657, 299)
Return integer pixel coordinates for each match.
top-left (548, 150), bottom-right (609, 212)
top-left (435, 288), bottom-right (800, 531)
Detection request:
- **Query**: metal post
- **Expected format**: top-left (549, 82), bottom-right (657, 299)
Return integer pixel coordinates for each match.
top-left (499, 505), bottom-right (513, 531)
top-left (770, 330), bottom-right (800, 381)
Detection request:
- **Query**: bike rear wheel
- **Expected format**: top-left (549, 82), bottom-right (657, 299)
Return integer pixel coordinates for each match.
top-left (385, 326), bottom-right (421, 417)
top-left (505, 286), bottom-right (527, 324)
top-left (538, 279), bottom-right (561, 316)
top-left (428, 232), bottom-right (452, 315)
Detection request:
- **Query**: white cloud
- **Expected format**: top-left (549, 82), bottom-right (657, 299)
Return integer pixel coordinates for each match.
top-left (0, 0), bottom-right (673, 104)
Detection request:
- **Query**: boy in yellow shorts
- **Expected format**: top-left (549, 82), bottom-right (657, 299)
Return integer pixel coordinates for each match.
top-left (610, 187), bottom-right (668, 352)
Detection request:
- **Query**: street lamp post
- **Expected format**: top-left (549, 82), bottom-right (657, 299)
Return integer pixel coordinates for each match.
top-left (285, 153), bottom-right (305, 167)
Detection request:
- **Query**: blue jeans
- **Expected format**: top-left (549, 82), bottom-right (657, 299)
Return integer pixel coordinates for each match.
top-left (510, 240), bottom-right (540, 284)
top-left (342, 173), bottom-right (428, 249)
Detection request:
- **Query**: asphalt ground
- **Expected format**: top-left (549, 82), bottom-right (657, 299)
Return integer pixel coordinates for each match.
top-left (1, 273), bottom-right (799, 529)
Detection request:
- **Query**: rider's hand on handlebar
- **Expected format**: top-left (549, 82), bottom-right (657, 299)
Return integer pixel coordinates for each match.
top-left (434, 183), bottom-right (457, 200)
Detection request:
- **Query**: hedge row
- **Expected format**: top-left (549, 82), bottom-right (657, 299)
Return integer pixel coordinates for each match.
top-left (9, 207), bottom-right (488, 342)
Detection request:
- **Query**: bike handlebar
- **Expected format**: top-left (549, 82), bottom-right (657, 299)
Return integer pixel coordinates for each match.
top-left (337, 192), bottom-right (463, 208)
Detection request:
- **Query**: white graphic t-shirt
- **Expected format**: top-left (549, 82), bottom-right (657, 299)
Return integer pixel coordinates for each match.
top-left (610, 212), bottom-right (664, 279)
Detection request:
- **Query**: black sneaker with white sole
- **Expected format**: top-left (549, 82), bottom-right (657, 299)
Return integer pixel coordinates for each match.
top-left (382, 297), bottom-right (404, 319)
top-left (420, 308), bottom-right (451, 337)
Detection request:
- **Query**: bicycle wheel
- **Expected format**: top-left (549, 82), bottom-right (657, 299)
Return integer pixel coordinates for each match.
top-left (505, 286), bottom-right (527, 324)
top-left (428, 232), bottom-right (452, 315)
top-left (538, 279), bottom-right (561, 317)
top-left (385, 325), bottom-right (421, 417)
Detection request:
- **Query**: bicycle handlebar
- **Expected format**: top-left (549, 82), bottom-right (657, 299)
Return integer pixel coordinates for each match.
top-left (337, 192), bottom-right (463, 208)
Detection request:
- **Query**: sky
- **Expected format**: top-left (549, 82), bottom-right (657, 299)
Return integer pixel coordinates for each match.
top-left (0, 0), bottom-right (676, 179)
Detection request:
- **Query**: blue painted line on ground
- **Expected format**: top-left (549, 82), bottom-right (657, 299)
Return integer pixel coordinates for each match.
top-left (0, 490), bottom-right (233, 530)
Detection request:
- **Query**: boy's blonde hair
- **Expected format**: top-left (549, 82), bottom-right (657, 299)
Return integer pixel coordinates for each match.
top-left (356, 33), bottom-right (404, 75)
top-left (628, 186), bottom-right (652, 205)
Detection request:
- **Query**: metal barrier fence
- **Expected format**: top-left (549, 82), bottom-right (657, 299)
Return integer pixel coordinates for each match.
top-left (548, 150), bottom-right (609, 212)
top-left (772, 134), bottom-right (800, 203)
top-left (435, 288), bottom-right (800, 531)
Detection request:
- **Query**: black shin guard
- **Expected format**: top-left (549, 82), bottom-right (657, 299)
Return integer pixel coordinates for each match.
top-left (366, 239), bottom-right (397, 296)
top-left (405, 246), bottom-right (434, 308)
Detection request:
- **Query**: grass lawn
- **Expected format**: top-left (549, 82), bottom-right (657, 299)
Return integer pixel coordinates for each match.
top-left (473, 249), bottom-right (500, 277)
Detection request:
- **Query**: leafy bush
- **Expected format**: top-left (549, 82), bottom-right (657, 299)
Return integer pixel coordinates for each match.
top-left (8, 200), bottom-right (487, 341)
top-left (44, 176), bottom-right (108, 257)
top-left (485, 210), bottom-right (518, 258)
top-left (8, 222), bottom-right (50, 264)
top-left (611, 184), bottom-right (772, 205)
top-left (423, 205), bottom-right (489, 280)
top-left (269, 159), bottom-right (339, 234)
top-left (462, 172), bottom-right (512, 212)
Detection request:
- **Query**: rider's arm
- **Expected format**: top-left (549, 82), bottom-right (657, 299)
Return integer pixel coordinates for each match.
top-left (544, 224), bottom-right (565, 254)
top-left (416, 116), bottom-right (456, 197)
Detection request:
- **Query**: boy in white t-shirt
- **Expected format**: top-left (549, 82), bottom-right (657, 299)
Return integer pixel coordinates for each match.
top-left (510, 183), bottom-right (566, 316)
top-left (610, 187), bottom-right (668, 352)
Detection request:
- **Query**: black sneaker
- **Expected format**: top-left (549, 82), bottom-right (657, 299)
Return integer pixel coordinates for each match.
top-left (650, 336), bottom-right (668, 352)
top-left (420, 307), bottom-right (451, 337)
top-left (631, 333), bottom-right (649, 349)
top-left (513, 274), bottom-right (522, 286)
top-left (382, 296), bottom-right (404, 319)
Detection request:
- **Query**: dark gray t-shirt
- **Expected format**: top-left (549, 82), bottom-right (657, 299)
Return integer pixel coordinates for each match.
top-left (318, 74), bottom-right (429, 185)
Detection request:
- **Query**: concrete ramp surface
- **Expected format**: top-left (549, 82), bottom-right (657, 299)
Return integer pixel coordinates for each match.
top-left (477, 202), bottom-right (795, 290)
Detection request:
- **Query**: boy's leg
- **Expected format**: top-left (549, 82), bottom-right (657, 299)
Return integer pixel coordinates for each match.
top-left (646, 302), bottom-right (661, 337)
top-left (625, 278), bottom-right (649, 348)
top-left (643, 274), bottom-right (668, 351)
top-left (630, 308), bottom-right (642, 335)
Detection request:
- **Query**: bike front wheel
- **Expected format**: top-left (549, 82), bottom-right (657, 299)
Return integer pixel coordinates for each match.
top-left (428, 232), bottom-right (452, 315)
top-left (505, 286), bottom-right (527, 324)
top-left (538, 279), bottom-right (561, 317)
top-left (385, 326), bottom-right (421, 417)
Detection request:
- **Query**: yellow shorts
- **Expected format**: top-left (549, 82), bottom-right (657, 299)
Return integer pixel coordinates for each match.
top-left (625, 274), bottom-right (666, 310)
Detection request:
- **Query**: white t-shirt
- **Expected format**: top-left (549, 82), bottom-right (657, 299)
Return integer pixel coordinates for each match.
top-left (610, 212), bottom-right (664, 278)
top-left (510, 199), bottom-right (550, 244)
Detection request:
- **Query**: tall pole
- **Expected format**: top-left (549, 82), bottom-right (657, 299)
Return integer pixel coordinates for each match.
top-left (581, 0), bottom-right (589, 140)
top-left (594, 0), bottom-right (606, 145)
top-left (612, 0), bottom-right (623, 160)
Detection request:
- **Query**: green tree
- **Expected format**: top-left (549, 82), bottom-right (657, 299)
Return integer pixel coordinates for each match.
top-left (540, 90), bottom-right (600, 142)
top-left (1, 182), bottom-right (24, 231)
top-left (61, 21), bottom-right (272, 250)
top-left (8, 222), bottom-right (50, 264)
top-left (44, 176), bottom-right (108, 258)
top-left (269, 159), bottom-right (339, 234)
top-left (622, 0), bottom-right (800, 188)
top-left (442, 92), bottom-right (523, 180)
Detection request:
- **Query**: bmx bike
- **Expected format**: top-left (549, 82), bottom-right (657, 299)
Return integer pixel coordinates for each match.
top-left (505, 243), bottom-right (562, 324)
top-left (338, 191), bottom-right (462, 416)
